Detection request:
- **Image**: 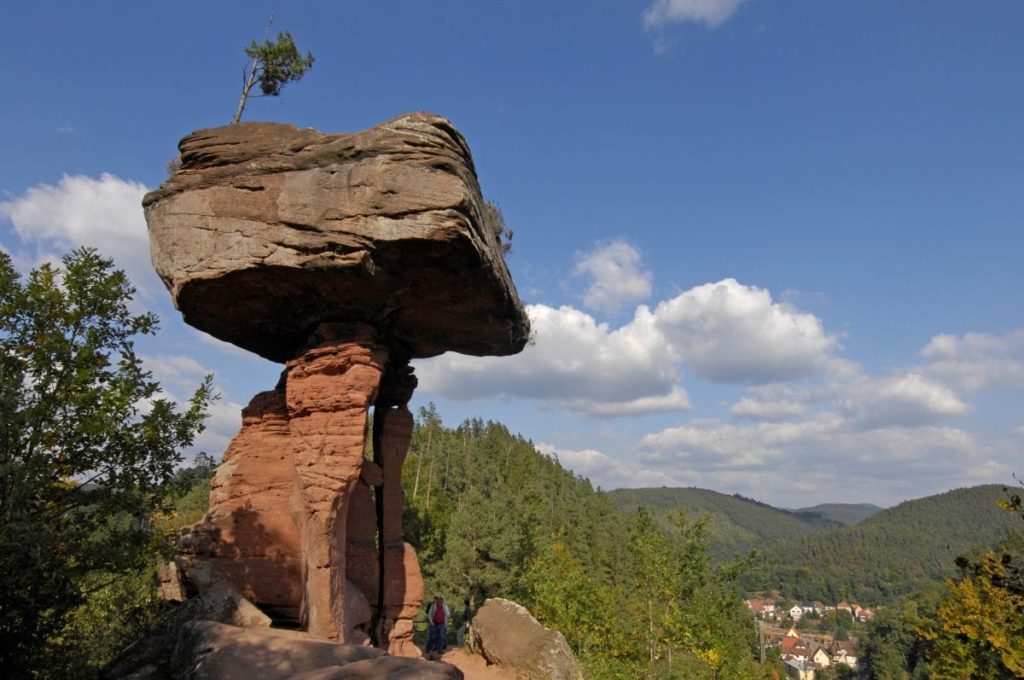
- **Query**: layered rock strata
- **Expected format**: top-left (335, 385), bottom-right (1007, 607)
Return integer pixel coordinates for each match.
top-left (144, 113), bottom-right (528, 363)
top-left (146, 114), bottom-right (528, 656)
top-left (179, 384), bottom-right (302, 620)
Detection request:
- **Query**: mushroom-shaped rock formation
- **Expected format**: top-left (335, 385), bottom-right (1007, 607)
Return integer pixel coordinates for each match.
top-left (145, 113), bottom-right (529, 657)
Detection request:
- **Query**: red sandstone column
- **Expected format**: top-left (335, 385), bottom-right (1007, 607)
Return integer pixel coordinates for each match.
top-left (178, 383), bottom-right (304, 622)
top-left (345, 463), bottom-right (382, 644)
top-left (373, 362), bottom-right (424, 657)
top-left (286, 323), bottom-right (387, 640)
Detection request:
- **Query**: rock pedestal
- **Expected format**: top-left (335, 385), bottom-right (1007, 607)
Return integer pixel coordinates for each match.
top-left (285, 323), bottom-right (387, 640)
top-left (373, 399), bottom-right (422, 657)
top-left (180, 323), bottom-right (424, 649)
top-left (146, 113), bottom-right (529, 655)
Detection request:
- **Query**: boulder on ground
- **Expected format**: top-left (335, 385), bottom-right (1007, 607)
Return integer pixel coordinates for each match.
top-left (470, 598), bottom-right (583, 680)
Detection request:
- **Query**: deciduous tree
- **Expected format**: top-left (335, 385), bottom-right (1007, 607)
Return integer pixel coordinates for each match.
top-left (920, 551), bottom-right (1024, 678)
top-left (0, 248), bottom-right (212, 675)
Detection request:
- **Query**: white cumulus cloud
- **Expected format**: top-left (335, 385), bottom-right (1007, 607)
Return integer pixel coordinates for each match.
top-left (572, 239), bottom-right (653, 314)
top-left (643, 0), bottom-right (749, 29)
top-left (839, 373), bottom-right (969, 430)
top-left (638, 415), bottom-right (840, 468)
top-left (415, 303), bottom-right (688, 417)
top-left (417, 276), bottom-right (838, 416)
top-left (653, 279), bottom-right (837, 384)
top-left (0, 173), bottom-right (157, 296)
top-left (921, 330), bottom-right (1024, 392)
top-left (142, 354), bottom-right (212, 391)
top-left (634, 415), bottom-right (987, 506)
top-left (141, 353), bottom-right (242, 459)
top-left (730, 395), bottom-right (810, 421)
top-left (727, 360), bottom-right (970, 433)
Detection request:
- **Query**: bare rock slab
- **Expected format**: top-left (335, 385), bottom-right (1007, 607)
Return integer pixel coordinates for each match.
top-left (171, 621), bottom-right (382, 680)
top-left (163, 621), bottom-right (462, 680)
top-left (144, 113), bottom-right (529, 362)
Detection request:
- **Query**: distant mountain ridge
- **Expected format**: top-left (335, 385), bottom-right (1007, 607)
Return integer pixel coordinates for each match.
top-left (795, 502), bottom-right (883, 525)
top-left (607, 487), bottom-right (843, 560)
top-left (746, 484), bottom-right (1021, 604)
top-left (607, 484), bottom-right (1021, 606)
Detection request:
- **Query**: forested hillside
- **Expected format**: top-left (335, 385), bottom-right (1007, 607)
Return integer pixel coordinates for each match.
top-left (401, 404), bottom-right (630, 602)
top-left (795, 502), bottom-right (883, 525)
top-left (400, 406), bottom-right (779, 679)
top-left (608, 486), bottom-right (841, 559)
top-left (745, 484), bottom-right (1022, 605)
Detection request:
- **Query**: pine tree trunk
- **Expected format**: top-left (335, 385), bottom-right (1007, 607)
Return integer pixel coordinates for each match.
top-left (413, 427), bottom-right (431, 500)
top-left (232, 60), bottom-right (259, 124)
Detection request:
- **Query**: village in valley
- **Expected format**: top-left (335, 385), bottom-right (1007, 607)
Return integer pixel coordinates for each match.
top-left (745, 598), bottom-right (877, 679)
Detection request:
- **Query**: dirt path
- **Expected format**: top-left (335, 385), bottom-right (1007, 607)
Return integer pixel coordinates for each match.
top-left (435, 647), bottom-right (520, 680)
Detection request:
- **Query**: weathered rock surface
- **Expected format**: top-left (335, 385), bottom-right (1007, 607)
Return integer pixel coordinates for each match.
top-left (470, 599), bottom-right (583, 680)
top-left (145, 114), bottom-right (529, 659)
top-left (171, 621), bottom-right (384, 680)
top-left (157, 559), bottom-right (188, 603)
top-left (177, 383), bottom-right (302, 621)
top-left (109, 615), bottom-right (466, 680)
top-left (102, 586), bottom-right (272, 679)
top-left (284, 324), bottom-right (388, 641)
top-left (144, 113), bottom-right (528, 363)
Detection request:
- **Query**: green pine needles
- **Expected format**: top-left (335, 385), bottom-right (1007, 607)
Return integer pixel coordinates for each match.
top-left (232, 27), bottom-right (314, 124)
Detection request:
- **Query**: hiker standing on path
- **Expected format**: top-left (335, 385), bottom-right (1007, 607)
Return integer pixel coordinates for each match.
top-left (426, 595), bottom-right (451, 656)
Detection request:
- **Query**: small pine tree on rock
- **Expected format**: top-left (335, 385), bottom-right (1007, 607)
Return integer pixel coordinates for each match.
top-left (232, 27), bottom-right (314, 124)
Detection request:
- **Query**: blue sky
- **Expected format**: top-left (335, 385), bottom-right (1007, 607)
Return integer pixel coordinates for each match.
top-left (1, 0), bottom-right (1021, 507)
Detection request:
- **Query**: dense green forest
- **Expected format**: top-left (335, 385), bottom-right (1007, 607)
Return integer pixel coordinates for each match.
top-left (608, 486), bottom-right (842, 560)
top-left (745, 485), bottom-right (1023, 605)
top-left (401, 404), bottom-right (629, 601)
top-left (609, 483), bottom-right (1024, 677)
top-left (606, 485), bottom-right (1021, 607)
top-left (400, 405), bottom-right (779, 679)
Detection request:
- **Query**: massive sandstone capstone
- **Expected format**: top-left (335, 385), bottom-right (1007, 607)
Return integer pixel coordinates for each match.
top-left (145, 113), bottom-right (527, 362)
top-left (145, 113), bottom-right (529, 656)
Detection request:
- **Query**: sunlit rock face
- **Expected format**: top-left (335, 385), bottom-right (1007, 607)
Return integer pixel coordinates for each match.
top-left (471, 598), bottom-right (583, 680)
top-left (145, 114), bottom-right (528, 653)
top-left (144, 112), bottom-right (528, 363)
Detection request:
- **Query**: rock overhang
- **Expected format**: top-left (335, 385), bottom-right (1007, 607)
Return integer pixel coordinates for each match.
top-left (144, 113), bottom-right (529, 363)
